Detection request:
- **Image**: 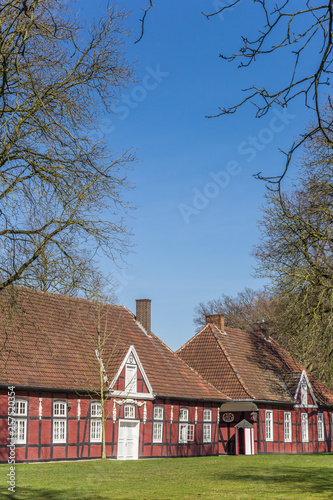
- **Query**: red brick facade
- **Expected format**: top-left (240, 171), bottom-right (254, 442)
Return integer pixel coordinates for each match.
top-left (177, 317), bottom-right (333, 455)
top-left (0, 390), bottom-right (219, 462)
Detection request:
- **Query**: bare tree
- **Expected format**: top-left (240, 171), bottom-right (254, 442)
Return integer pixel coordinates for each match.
top-left (253, 137), bottom-right (333, 387)
top-left (194, 287), bottom-right (275, 332)
top-left (138, 1), bottom-right (333, 185)
top-left (206, 1), bottom-right (333, 186)
top-left (0, 0), bottom-right (135, 294)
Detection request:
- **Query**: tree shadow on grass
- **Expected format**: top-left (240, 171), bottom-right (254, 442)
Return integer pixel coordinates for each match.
top-left (215, 464), bottom-right (333, 497)
top-left (4, 489), bottom-right (103, 500)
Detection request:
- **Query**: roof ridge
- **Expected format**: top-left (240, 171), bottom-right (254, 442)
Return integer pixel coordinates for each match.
top-left (268, 336), bottom-right (305, 372)
top-left (13, 285), bottom-right (124, 310)
top-left (211, 325), bottom-right (255, 400)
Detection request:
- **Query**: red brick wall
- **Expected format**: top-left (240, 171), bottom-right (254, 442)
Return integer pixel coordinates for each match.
top-left (218, 405), bottom-right (333, 455)
top-left (0, 390), bottom-right (220, 462)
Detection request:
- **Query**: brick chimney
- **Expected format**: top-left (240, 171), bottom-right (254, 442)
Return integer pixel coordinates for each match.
top-left (205, 314), bottom-right (225, 332)
top-left (136, 299), bottom-right (151, 335)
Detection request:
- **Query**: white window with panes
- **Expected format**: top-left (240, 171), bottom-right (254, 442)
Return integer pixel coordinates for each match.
top-left (124, 404), bottom-right (135, 419)
top-left (265, 410), bottom-right (273, 441)
top-left (153, 406), bottom-right (164, 443)
top-left (179, 423), bottom-right (194, 443)
top-left (179, 408), bottom-right (189, 422)
top-left (301, 413), bottom-right (309, 442)
top-left (53, 401), bottom-right (67, 443)
top-left (90, 402), bottom-right (102, 442)
top-left (317, 413), bottom-right (324, 441)
top-left (178, 408), bottom-right (194, 443)
top-left (125, 364), bottom-right (137, 394)
top-left (13, 400), bottom-right (27, 444)
top-left (203, 408), bottom-right (212, 443)
top-left (284, 412), bottom-right (292, 443)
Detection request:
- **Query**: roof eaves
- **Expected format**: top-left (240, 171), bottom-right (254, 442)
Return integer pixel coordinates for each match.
top-left (154, 394), bottom-right (226, 403)
top-left (0, 383), bottom-right (101, 394)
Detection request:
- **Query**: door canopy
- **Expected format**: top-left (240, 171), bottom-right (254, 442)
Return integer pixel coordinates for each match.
top-left (219, 401), bottom-right (258, 412)
top-left (235, 419), bottom-right (254, 429)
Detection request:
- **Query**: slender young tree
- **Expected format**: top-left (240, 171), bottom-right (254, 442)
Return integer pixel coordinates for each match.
top-left (74, 289), bottom-right (122, 460)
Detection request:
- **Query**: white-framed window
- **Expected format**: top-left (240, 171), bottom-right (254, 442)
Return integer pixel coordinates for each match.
top-left (53, 420), bottom-right (66, 442)
top-left (203, 408), bottom-right (212, 422)
top-left (203, 423), bottom-right (212, 443)
top-left (90, 419), bottom-right (102, 442)
top-left (90, 402), bottom-right (102, 443)
top-left (179, 423), bottom-right (195, 443)
top-left (317, 413), bottom-right (324, 441)
top-left (14, 400), bottom-right (27, 416)
top-left (125, 364), bottom-right (137, 393)
top-left (12, 400), bottom-right (27, 444)
top-left (301, 413), bottom-right (309, 442)
top-left (53, 401), bottom-right (67, 443)
top-left (153, 422), bottom-right (163, 443)
top-left (14, 419), bottom-right (27, 444)
top-left (54, 401), bottom-right (66, 417)
top-left (153, 406), bottom-right (164, 443)
top-left (265, 410), bottom-right (273, 441)
top-left (284, 412), bottom-right (292, 443)
top-left (124, 404), bottom-right (135, 419)
top-left (91, 402), bottom-right (102, 418)
top-left (153, 406), bottom-right (163, 420)
top-left (301, 381), bottom-right (308, 406)
top-left (179, 408), bottom-right (189, 422)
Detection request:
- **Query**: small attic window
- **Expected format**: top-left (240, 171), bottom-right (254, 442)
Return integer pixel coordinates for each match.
top-left (125, 364), bottom-right (137, 393)
top-left (301, 380), bottom-right (308, 406)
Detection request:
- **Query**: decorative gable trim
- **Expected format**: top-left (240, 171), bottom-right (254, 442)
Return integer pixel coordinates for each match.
top-left (109, 345), bottom-right (154, 400)
top-left (294, 370), bottom-right (318, 409)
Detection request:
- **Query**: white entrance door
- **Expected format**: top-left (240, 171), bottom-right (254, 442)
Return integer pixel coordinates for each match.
top-left (117, 421), bottom-right (140, 460)
top-left (244, 428), bottom-right (254, 455)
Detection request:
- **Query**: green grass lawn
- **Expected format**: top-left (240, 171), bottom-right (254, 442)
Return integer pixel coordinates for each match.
top-left (1, 454), bottom-right (333, 500)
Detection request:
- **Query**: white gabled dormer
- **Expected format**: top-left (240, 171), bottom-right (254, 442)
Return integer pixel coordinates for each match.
top-left (109, 345), bottom-right (154, 400)
top-left (294, 370), bottom-right (317, 409)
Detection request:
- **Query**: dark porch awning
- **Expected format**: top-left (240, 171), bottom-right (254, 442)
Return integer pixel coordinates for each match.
top-left (219, 401), bottom-right (258, 412)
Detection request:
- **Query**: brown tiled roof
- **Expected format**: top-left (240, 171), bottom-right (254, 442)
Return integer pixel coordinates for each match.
top-left (177, 323), bottom-right (333, 406)
top-left (279, 371), bottom-right (302, 398)
top-left (0, 288), bottom-right (225, 401)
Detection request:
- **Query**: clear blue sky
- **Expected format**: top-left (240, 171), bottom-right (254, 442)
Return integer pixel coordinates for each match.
top-left (79, 1), bottom-right (318, 349)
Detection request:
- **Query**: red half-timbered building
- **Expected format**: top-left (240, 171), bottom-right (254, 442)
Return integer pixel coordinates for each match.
top-left (177, 314), bottom-right (333, 455)
top-left (0, 289), bottom-right (224, 463)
